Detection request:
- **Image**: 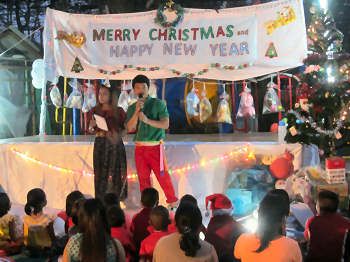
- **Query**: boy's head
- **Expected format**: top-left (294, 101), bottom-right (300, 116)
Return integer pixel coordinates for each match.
top-left (132, 75), bottom-right (149, 98)
top-left (150, 206), bottom-right (171, 231)
top-left (104, 192), bottom-right (120, 208)
top-left (66, 190), bottom-right (84, 217)
top-left (317, 190), bottom-right (339, 214)
top-left (141, 187), bottom-right (159, 208)
top-left (179, 194), bottom-right (198, 207)
top-left (0, 192), bottom-right (11, 218)
top-left (107, 205), bottom-right (125, 228)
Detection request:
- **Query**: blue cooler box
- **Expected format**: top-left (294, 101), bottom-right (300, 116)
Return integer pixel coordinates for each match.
top-left (226, 188), bottom-right (253, 216)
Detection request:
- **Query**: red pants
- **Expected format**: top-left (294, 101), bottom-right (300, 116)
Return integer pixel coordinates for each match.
top-left (135, 145), bottom-right (178, 203)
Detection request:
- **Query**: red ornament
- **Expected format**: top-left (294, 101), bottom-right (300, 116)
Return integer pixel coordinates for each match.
top-left (111, 71), bottom-right (116, 75)
top-left (229, 66), bottom-right (234, 70)
top-left (203, 69), bottom-right (208, 72)
top-left (167, 23), bottom-right (171, 27)
top-left (270, 123), bottom-right (278, 132)
top-left (270, 152), bottom-right (294, 179)
top-left (176, 72), bottom-right (180, 75)
top-left (124, 65), bottom-right (128, 69)
top-left (99, 69), bottom-right (103, 73)
top-left (190, 73), bottom-right (195, 78)
top-left (136, 67), bottom-right (141, 70)
top-left (215, 63), bottom-right (220, 67)
top-left (150, 67), bottom-right (155, 71)
top-left (243, 64), bottom-right (248, 68)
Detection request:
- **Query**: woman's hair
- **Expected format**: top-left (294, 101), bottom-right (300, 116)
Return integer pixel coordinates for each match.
top-left (267, 189), bottom-right (290, 216)
top-left (179, 194), bottom-right (198, 207)
top-left (66, 190), bottom-right (84, 217)
top-left (24, 188), bottom-right (47, 216)
top-left (71, 198), bottom-right (86, 226)
top-left (79, 198), bottom-right (111, 262)
top-left (255, 193), bottom-right (286, 253)
top-left (175, 203), bottom-right (202, 257)
top-left (0, 192), bottom-right (11, 217)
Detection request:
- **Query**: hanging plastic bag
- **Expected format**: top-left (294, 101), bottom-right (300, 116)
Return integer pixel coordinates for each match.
top-left (128, 89), bottom-right (138, 106)
top-left (50, 85), bottom-right (62, 108)
top-left (65, 79), bottom-right (83, 109)
top-left (263, 81), bottom-right (284, 114)
top-left (237, 87), bottom-right (255, 118)
top-left (149, 80), bottom-right (158, 98)
top-left (217, 87), bottom-right (232, 124)
top-left (118, 91), bottom-right (130, 112)
top-left (199, 84), bottom-right (212, 123)
top-left (186, 83), bottom-right (200, 117)
top-left (82, 81), bottom-right (96, 113)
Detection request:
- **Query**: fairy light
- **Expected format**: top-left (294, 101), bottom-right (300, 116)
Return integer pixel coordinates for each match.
top-left (11, 145), bottom-right (255, 181)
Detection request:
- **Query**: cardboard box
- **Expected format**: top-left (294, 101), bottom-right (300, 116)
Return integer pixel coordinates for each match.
top-left (314, 181), bottom-right (349, 211)
top-left (325, 157), bottom-right (346, 184)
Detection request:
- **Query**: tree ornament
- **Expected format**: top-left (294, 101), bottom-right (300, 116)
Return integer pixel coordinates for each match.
top-left (71, 57), bottom-right (84, 73)
top-left (265, 42), bottom-right (278, 58)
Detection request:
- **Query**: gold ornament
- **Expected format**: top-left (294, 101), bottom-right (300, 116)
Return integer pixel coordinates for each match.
top-left (56, 31), bottom-right (86, 48)
top-left (325, 92), bottom-right (329, 98)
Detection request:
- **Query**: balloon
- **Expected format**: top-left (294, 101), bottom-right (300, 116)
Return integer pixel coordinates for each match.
top-left (270, 152), bottom-right (294, 179)
top-left (270, 123), bottom-right (278, 132)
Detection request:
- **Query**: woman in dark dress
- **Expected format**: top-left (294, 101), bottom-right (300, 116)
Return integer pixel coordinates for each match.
top-left (88, 83), bottom-right (127, 201)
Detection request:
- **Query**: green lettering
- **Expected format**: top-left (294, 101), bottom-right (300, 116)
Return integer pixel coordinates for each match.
top-left (93, 29), bottom-right (105, 41)
top-left (226, 25), bottom-right (234, 37)
top-left (200, 26), bottom-right (214, 40)
top-left (182, 29), bottom-right (189, 41)
top-left (149, 28), bottom-right (157, 40)
top-left (168, 28), bottom-right (177, 41)
top-left (106, 29), bottom-right (113, 41)
top-left (123, 29), bottom-right (131, 41)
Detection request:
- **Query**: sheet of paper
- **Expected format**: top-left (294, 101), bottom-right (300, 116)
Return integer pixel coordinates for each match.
top-left (94, 114), bottom-right (108, 131)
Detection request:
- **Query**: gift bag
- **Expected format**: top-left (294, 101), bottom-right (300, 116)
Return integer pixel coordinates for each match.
top-left (237, 87), bottom-right (255, 118)
top-left (199, 84), bottom-right (212, 123)
top-left (82, 81), bottom-right (96, 113)
top-left (263, 81), bottom-right (284, 114)
top-left (65, 79), bottom-right (83, 109)
top-left (50, 85), bottom-right (62, 108)
top-left (217, 87), bottom-right (232, 124)
top-left (118, 81), bottom-right (132, 112)
top-left (186, 85), bottom-right (200, 117)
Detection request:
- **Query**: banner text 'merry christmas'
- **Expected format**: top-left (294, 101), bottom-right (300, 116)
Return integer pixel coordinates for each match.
top-left (92, 25), bottom-right (250, 58)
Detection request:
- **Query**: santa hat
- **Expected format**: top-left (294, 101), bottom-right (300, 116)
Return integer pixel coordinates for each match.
top-left (205, 194), bottom-right (233, 216)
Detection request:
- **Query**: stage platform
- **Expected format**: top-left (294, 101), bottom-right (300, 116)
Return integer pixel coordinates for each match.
top-left (0, 133), bottom-right (303, 210)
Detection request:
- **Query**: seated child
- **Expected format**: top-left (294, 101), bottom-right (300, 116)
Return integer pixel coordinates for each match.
top-left (0, 193), bottom-right (23, 255)
top-left (68, 198), bottom-right (85, 238)
top-left (168, 194), bottom-right (206, 234)
top-left (205, 194), bottom-right (244, 262)
top-left (23, 188), bottom-right (56, 256)
top-left (107, 205), bottom-right (135, 261)
top-left (104, 192), bottom-right (131, 230)
top-left (305, 190), bottom-right (350, 262)
top-left (131, 187), bottom-right (159, 260)
top-left (56, 190), bottom-right (84, 235)
top-left (140, 206), bottom-right (171, 262)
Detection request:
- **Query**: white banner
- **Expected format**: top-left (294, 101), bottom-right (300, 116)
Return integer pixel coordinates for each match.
top-left (43, 0), bottom-right (307, 80)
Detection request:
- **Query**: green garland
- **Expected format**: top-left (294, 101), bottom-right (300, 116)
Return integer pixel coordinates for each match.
top-left (154, 1), bottom-right (184, 28)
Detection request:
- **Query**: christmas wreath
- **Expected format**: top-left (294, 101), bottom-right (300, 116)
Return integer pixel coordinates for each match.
top-left (154, 0), bottom-right (184, 28)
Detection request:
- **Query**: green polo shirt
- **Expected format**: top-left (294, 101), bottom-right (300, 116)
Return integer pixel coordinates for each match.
top-left (126, 96), bottom-right (169, 142)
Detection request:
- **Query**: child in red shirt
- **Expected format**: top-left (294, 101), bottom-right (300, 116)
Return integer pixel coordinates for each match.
top-left (205, 194), bottom-right (244, 262)
top-left (304, 190), bottom-right (350, 262)
top-left (139, 206), bottom-right (171, 261)
top-left (131, 188), bottom-right (159, 255)
top-left (107, 205), bottom-right (135, 261)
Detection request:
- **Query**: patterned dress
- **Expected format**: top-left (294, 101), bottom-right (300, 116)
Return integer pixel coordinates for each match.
top-left (66, 233), bottom-right (121, 262)
top-left (0, 214), bottom-right (21, 246)
top-left (90, 106), bottom-right (128, 201)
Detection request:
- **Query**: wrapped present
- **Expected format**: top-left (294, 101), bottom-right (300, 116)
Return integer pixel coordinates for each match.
top-left (226, 188), bottom-right (253, 215)
top-left (314, 182), bottom-right (349, 211)
top-left (325, 157), bottom-right (346, 184)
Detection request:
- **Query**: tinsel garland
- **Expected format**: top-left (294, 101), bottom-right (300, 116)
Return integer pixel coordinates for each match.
top-left (288, 109), bottom-right (344, 136)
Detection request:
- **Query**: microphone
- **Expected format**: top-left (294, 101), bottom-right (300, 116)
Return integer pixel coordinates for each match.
top-left (138, 93), bottom-right (144, 112)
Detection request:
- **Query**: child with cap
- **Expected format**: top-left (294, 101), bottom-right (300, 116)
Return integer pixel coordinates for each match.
top-left (205, 194), bottom-right (244, 262)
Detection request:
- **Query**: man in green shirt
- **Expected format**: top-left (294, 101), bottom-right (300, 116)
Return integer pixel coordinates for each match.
top-left (126, 75), bottom-right (178, 205)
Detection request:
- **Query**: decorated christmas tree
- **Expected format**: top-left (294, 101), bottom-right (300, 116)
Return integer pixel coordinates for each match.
top-left (285, 2), bottom-right (350, 158)
top-left (71, 57), bottom-right (84, 73)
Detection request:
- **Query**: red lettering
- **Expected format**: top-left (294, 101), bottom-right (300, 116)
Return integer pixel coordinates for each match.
top-left (178, 29), bottom-right (182, 41)
top-left (158, 29), bottom-right (168, 40)
top-left (191, 28), bottom-right (199, 40)
top-left (216, 26), bottom-right (225, 38)
top-left (132, 29), bottom-right (140, 40)
top-left (115, 29), bottom-right (122, 41)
